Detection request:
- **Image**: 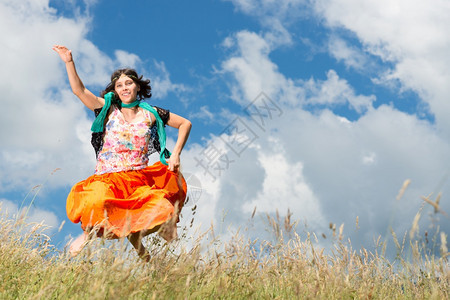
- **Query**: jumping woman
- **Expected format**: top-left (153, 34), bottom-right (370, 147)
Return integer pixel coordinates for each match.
top-left (53, 45), bottom-right (191, 261)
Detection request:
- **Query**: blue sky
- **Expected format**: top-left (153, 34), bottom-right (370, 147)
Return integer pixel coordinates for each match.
top-left (0, 0), bottom-right (449, 255)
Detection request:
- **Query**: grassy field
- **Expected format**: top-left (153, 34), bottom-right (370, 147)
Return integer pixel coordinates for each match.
top-left (0, 208), bottom-right (448, 300)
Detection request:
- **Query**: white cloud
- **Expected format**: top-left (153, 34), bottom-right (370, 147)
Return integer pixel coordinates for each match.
top-left (313, 0), bottom-right (450, 135)
top-left (114, 50), bottom-right (141, 69)
top-left (149, 60), bottom-right (188, 99)
top-left (189, 106), bottom-right (216, 123)
top-left (75, 40), bottom-right (114, 86)
top-left (221, 31), bottom-right (304, 105)
top-left (242, 150), bottom-right (323, 228)
top-left (328, 36), bottom-right (369, 71)
top-left (225, 0), bottom-right (310, 47)
top-left (361, 152), bottom-right (376, 165)
top-left (221, 31), bottom-right (375, 113)
top-left (225, 0), bottom-right (307, 25)
top-left (305, 70), bottom-right (376, 113)
top-left (0, 198), bottom-right (59, 231)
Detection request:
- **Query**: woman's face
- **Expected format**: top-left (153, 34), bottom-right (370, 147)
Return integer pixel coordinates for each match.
top-left (114, 74), bottom-right (140, 103)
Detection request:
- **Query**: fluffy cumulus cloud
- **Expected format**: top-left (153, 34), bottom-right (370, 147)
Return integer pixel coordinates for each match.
top-left (314, 0), bottom-right (450, 135)
top-left (327, 36), bottom-right (371, 71)
top-left (0, 198), bottom-right (59, 232)
top-left (304, 70), bottom-right (375, 113)
top-left (221, 31), bottom-right (304, 107)
top-left (149, 61), bottom-right (189, 100)
top-left (182, 0), bottom-right (450, 251)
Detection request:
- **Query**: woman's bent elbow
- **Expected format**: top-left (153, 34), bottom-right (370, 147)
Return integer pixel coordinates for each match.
top-left (184, 120), bottom-right (192, 132)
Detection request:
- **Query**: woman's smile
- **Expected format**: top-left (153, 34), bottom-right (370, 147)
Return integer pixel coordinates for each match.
top-left (115, 74), bottom-right (139, 102)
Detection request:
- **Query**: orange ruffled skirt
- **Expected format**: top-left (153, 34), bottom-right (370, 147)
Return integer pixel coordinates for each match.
top-left (66, 162), bottom-right (187, 240)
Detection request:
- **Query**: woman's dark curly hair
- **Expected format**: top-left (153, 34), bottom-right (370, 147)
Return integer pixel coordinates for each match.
top-left (100, 68), bottom-right (152, 100)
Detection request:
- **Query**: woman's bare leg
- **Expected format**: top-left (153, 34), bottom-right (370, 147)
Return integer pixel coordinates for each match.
top-left (69, 231), bottom-right (89, 257)
top-left (127, 232), bottom-right (150, 262)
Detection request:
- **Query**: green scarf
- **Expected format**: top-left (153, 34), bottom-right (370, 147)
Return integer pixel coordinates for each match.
top-left (91, 92), bottom-right (171, 165)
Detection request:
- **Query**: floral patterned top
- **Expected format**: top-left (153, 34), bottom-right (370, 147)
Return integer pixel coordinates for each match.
top-left (95, 107), bottom-right (156, 175)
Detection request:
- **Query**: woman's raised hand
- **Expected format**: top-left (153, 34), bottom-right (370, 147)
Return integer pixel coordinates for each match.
top-left (52, 44), bottom-right (103, 110)
top-left (52, 45), bottom-right (73, 63)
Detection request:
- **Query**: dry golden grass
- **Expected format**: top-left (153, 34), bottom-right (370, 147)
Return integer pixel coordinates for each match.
top-left (0, 199), bottom-right (448, 299)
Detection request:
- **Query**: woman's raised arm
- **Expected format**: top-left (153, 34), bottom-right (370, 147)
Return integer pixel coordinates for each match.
top-left (52, 45), bottom-right (105, 111)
